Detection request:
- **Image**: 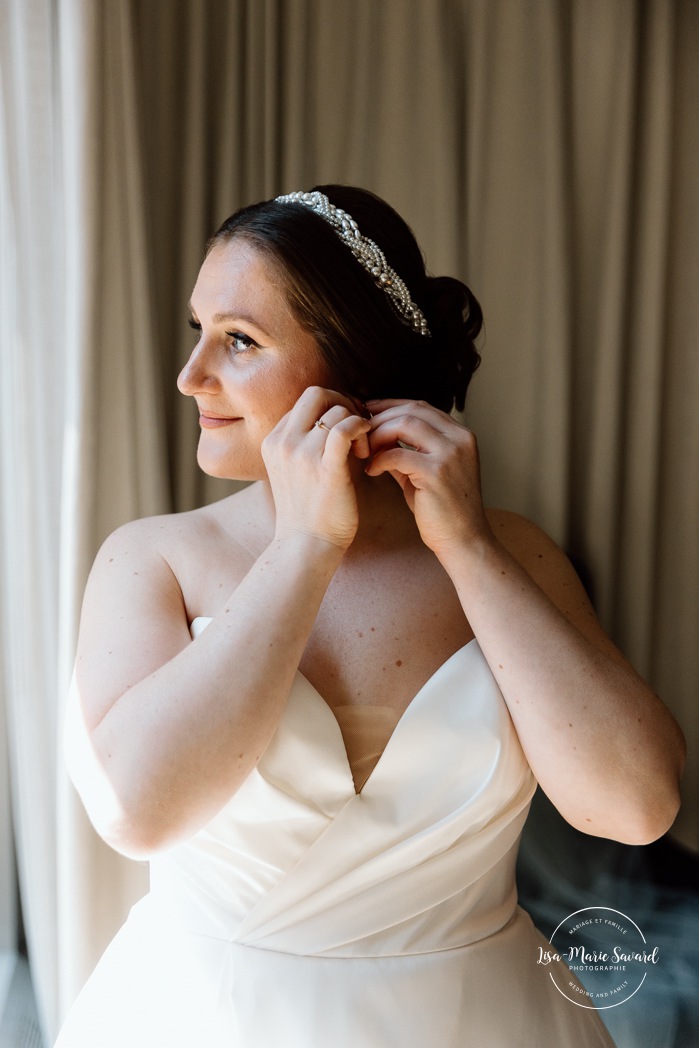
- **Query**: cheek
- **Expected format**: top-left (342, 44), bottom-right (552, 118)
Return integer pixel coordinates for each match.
top-left (245, 374), bottom-right (299, 432)
top-left (249, 359), bottom-right (332, 428)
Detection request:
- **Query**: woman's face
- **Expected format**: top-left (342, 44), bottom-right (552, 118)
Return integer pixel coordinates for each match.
top-left (179, 237), bottom-right (331, 480)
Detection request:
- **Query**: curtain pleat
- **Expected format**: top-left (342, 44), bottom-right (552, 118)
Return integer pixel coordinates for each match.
top-left (55, 0), bottom-right (169, 1029)
top-left (0, 0), bottom-right (64, 1034)
top-left (613, 3), bottom-right (675, 668)
top-left (457, 1), bottom-right (574, 538)
top-left (652, 0), bottom-right (699, 850)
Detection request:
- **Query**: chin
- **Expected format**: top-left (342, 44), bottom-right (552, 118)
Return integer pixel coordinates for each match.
top-left (196, 445), bottom-right (265, 483)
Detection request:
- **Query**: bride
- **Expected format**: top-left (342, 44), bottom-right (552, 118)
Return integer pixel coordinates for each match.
top-left (57, 186), bottom-right (684, 1047)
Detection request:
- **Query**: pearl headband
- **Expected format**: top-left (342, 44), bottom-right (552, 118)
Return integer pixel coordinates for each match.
top-left (275, 190), bottom-right (431, 337)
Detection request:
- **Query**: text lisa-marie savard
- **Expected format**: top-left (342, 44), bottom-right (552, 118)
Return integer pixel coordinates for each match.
top-left (537, 946), bottom-right (659, 966)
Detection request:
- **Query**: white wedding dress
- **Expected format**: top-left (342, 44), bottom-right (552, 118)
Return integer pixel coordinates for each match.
top-left (55, 618), bottom-right (615, 1047)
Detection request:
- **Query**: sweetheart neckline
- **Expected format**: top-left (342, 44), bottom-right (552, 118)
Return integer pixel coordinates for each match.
top-left (189, 616), bottom-right (478, 710)
top-left (189, 616), bottom-right (480, 797)
top-left (298, 638), bottom-right (481, 796)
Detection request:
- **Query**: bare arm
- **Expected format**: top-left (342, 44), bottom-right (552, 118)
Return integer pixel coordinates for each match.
top-left (70, 388), bottom-right (370, 859)
top-left (73, 524), bottom-right (343, 859)
top-left (440, 512), bottom-right (685, 844)
top-left (367, 399), bottom-right (685, 844)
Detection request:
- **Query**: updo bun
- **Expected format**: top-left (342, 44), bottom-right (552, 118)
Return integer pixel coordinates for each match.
top-left (420, 275), bottom-right (483, 413)
top-left (209, 185), bottom-right (483, 414)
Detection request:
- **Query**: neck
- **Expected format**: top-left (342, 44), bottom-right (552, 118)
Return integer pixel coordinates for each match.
top-left (349, 462), bottom-right (419, 551)
top-left (257, 463), bottom-right (419, 556)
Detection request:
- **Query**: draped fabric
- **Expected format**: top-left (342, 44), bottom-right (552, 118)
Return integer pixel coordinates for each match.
top-left (1, 0), bottom-right (66, 1033)
top-left (54, 0), bottom-right (169, 1028)
top-left (0, 0), bottom-right (696, 1043)
top-left (1, 0), bottom-right (167, 1036)
top-left (53, 622), bottom-right (610, 1047)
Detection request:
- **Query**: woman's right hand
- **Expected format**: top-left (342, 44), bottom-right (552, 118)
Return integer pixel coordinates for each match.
top-left (262, 386), bottom-right (371, 550)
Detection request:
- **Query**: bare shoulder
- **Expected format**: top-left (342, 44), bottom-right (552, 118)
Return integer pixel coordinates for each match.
top-left (77, 487), bottom-right (263, 731)
top-left (92, 485), bottom-right (263, 620)
top-left (85, 485), bottom-right (262, 633)
top-left (99, 488), bottom-right (252, 559)
top-left (485, 508), bottom-right (623, 662)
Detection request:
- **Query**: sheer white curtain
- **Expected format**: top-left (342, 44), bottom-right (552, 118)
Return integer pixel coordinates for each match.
top-left (1, 0), bottom-right (168, 1040)
top-left (56, 0), bottom-right (170, 1025)
top-left (0, 0), bottom-right (65, 1035)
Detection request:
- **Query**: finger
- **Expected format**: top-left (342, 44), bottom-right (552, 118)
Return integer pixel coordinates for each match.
top-left (348, 425), bottom-right (372, 459)
top-left (365, 445), bottom-right (424, 478)
top-left (323, 415), bottom-right (372, 468)
top-left (368, 404), bottom-right (456, 439)
top-left (293, 386), bottom-right (368, 428)
top-left (311, 404), bottom-right (352, 435)
top-left (366, 397), bottom-right (448, 418)
top-left (310, 405), bottom-right (371, 459)
top-left (368, 415), bottom-right (445, 455)
top-left (365, 398), bottom-right (415, 410)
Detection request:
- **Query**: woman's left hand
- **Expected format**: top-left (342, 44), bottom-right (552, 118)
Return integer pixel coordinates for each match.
top-left (367, 400), bottom-right (685, 846)
top-left (365, 399), bottom-right (492, 559)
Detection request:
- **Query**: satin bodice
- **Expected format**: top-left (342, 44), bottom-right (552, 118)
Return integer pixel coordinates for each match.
top-left (147, 617), bottom-right (536, 958)
top-left (57, 617), bottom-right (618, 1048)
top-left (332, 704), bottom-right (402, 791)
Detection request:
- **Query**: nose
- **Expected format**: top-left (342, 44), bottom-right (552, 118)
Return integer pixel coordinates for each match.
top-left (177, 338), bottom-right (221, 396)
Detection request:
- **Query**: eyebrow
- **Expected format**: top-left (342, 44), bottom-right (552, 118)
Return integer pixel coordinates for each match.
top-left (187, 302), bottom-right (272, 338)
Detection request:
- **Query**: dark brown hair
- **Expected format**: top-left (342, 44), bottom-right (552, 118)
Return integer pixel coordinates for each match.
top-left (208, 185), bottom-right (482, 413)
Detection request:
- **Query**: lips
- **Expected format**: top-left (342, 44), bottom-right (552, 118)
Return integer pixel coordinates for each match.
top-left (198, 412), bottom-right (241, 429)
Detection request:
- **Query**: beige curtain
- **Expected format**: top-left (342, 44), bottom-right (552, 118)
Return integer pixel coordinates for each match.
top-left (133, 0), bottom-right (698, 832)
top-left (0, 0), bottom-right (696, 1041)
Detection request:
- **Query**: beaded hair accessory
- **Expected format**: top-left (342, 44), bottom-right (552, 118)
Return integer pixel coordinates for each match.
top-left (275, 190), bottom-right (431, 337)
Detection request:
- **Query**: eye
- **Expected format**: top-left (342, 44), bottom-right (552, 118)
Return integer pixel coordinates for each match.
top-left (187, 319), bottom-right (258, 354)
top-left (226, 331), bottom-right (258, 353)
